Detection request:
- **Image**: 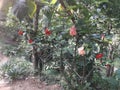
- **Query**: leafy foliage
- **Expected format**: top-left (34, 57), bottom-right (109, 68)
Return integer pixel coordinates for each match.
top-left (4, 0), bottom-right (120, 89)
top-left (0, 57), bottom-right (33, 80)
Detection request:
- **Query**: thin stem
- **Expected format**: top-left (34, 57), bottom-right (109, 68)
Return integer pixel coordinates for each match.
top-left (73, 36), bottom-right (78, 69)
top-left (83, 56), bottom-right (86, 78)
top-left (60, 45), bottom-right (64, 72)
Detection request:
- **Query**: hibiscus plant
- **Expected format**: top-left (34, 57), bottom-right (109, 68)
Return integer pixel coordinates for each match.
top-left (5, 0), bottom-right (120, 90)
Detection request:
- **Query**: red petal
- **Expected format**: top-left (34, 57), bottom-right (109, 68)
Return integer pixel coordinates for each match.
top-left (95, 53), bottom-right (103, 59)
top-left (28, 39), bottom-right (33, 44)
top-left (69, 25), bottom-right (77, 36)
top-left (18, 30), bottom-right (23, 35)
top-left (45, 28), bottom-right (52, 36)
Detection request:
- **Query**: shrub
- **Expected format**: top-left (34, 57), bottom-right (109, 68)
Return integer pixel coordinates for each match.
top-left (0, 57), bottom-right (33, 80)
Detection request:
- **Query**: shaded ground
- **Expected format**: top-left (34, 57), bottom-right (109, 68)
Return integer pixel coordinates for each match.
top-left (0, 18), bottom-right (62, 90)
top-left (0, 78), bottom-right (61, 90)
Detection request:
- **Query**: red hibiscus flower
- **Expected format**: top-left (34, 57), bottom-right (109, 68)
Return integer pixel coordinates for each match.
top-left (45, 28), bottom-right (51, 36)
top-left (18, 30), bottom-right (23, 35)
top-left (69, 25), bottom-right (77, 36)
top-left (95, 53), bottom-right (103, 59)
top-left (28, 39), bottom-right (33, 44)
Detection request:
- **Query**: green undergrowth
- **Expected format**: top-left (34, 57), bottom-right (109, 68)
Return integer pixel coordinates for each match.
top-left (0, 57), bottom-right (34, 80)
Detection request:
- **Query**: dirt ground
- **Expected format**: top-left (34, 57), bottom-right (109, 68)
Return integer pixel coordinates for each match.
top-left (0, 20), bottom-right (62, 90)
top-left (0, 77), bottom-right (61, 90)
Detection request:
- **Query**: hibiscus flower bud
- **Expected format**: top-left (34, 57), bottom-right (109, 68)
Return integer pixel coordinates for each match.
top-left (45, 28), bottom-right (52, 36)
top-left (95, 53), bottom-right (103, 59)
top-left (69, 25), bottom-right (77, 36)
top-left (101, 34), bottom-right (105, 40)
top-left (78, 46), bottom-right (85, 56)
top-left (105, 64), bottom-right (111, 69)
top-left (28, 39), bottom-right (33, 44)
top-left (105, 64), bottom-right (110, 67)
top-left (18, 30), bottom-right (23, 35)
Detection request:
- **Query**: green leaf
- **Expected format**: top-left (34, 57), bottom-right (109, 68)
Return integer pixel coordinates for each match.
top-left (50, 0), bottom-right (57, 5)
top-left (99, 0), bottom-right (109, 4)
top-left (101, 0), bottom-right (108, 2)
top-left (41, 0), bottom-right (49, 4)
top-left (115, 69), bottom-right (120, 80)
top-left (27, 1), bottom-right (37, 18)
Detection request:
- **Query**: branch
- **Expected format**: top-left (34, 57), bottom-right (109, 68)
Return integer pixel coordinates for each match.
top-left (58, 0), bottom-right (76, 24)
top-left (84, 67), bottom-right (95, 80)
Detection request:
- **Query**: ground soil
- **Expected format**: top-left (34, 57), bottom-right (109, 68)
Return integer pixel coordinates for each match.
top-left (0, 77), bottom-right (61, 90)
